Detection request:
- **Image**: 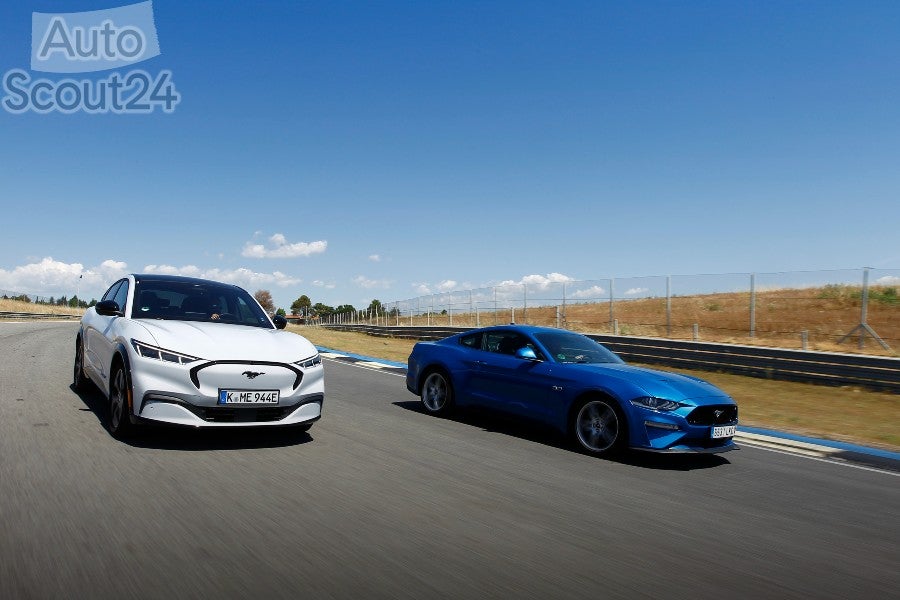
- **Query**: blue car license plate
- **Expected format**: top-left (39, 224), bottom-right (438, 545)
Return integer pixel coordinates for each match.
top-left (711, 425), bottom-right (736, 439)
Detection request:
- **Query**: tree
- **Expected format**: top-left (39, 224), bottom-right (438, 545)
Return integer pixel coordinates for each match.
top-left (312, 302), bottom-right (334, 317)
top-left (367, 299), bottom-right (384, 314)
top-left (290, 294), bottom-right (312, 315)
top-left (275, 307), bottom-right (286, 316)
top-left (255, 289), bottom-right (275, 313)
top-left (335, 304), bottom-right (356, 314)
top-left (68, 295), bottom-right (80, 308)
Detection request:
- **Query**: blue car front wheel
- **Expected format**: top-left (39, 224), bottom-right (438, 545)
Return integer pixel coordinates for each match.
top-left (574, 399), bottom-right (624, 455)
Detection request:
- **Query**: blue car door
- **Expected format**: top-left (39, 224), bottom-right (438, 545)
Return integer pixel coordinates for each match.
top-left (475, 331), bottom-right (555, 419)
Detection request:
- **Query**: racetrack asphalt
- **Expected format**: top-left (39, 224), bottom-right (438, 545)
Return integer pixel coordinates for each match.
top-left (2, 322), bottom-right (898, 599)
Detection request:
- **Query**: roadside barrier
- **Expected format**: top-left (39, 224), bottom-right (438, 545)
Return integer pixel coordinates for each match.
top-left (320, 324), bottom-right (900, 393)
top-left (0, 311), bottom-right (80, 320)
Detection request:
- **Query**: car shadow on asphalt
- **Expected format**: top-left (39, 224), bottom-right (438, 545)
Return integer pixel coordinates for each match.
top-left (70, 383), bottom-right (314, 451)
top-left (392, 400), bottom-right (730, 471)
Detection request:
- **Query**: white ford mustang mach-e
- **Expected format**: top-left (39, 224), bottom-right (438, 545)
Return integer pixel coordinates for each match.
top-left (74, 274), bottom-right (324, 438)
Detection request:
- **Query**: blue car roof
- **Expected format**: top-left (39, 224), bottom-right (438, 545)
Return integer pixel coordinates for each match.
top-left (455, 325), bottom-right (571, 335)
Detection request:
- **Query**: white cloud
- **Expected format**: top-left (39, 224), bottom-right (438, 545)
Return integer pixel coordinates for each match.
top-left (624, 287), bottom-right (650, 296)
top-left (0, 257), bottom-right (304, 308)
top-left (143, 264), bottom-right (202, 277)
top-left (0, 257), bottom-right (129, 301)
top-left (368, 254), bottom-right (381, 262)
top-left (410, 279), bottom-right (472, 295)
top-left (569, 285), bottom-right (607, 299)
top-left (875, 275), bottom-right (900, 285)
top-left (353, 275), bottom-right (392, 289)
top-left (313, 280), bottom-right (336, 289)
top-left (144, 265), bottom-right (302, 289)
top-left (241, 233), bottom-right (327, 259)
top-left (497, 272), bottom-right (574, 289)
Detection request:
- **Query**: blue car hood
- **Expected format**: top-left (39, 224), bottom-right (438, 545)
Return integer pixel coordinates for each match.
top-left (571, 363), bottom-right (733, 403)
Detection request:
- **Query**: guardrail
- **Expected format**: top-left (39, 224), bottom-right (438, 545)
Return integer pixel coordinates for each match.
top-left (319, 324), bottom-right (900, 393)
top-left (0, 311), bottom-right (80, 320)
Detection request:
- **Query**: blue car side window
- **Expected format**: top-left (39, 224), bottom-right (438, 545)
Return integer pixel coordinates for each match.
top-left (460, 332), bottom-right (483, 349)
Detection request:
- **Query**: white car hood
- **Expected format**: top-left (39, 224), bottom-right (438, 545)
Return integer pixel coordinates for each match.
top-left (132, 319), bottom-right (317, 363)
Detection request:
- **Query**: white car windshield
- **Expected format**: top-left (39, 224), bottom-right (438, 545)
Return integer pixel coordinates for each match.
top-left (132, 278), bottom-right (273, 329)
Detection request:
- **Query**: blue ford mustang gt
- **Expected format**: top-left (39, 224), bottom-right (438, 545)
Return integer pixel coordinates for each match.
top-left (406, 325), bottom-right (737, 455)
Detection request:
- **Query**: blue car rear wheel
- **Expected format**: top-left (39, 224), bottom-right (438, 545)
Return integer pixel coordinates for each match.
top-left (421, 371), bottom-right (454, 416)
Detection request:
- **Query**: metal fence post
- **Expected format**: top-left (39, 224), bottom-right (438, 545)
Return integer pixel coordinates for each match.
top-left (493, 287), bottom-right (498, 324)
top-left (523, 284), bottom-right (527, 324)
top-left (837, 267), bottom-right (890, 350)
top-left (666, 275), bottom-right (672, 337)
top-left (749, 273), bottom-right (756, 338)
top-left (609, 278), bottom-right (615, 329)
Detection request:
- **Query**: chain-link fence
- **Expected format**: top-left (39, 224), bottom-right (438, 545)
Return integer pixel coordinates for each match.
top-left (0, 288), bottom-right (91, 307)
top-left (325, 268), bottom-right (900, 355)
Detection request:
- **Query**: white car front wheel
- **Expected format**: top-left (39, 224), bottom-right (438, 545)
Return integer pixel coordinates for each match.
top-left (108, 363), bottom-right (135, 439)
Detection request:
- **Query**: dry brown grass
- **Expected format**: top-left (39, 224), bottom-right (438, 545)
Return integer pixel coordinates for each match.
top-left (293, 325), bottom-right (900, 452)
top-left (0, 298), bottom-right (84, 316)
top-left (387, 286), bottom-right (899, 357)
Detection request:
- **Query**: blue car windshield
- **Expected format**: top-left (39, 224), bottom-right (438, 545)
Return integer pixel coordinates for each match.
top-left (534, 331), bottom-right (624, 364)
top-left (132, 279), bottom-right (273, 329)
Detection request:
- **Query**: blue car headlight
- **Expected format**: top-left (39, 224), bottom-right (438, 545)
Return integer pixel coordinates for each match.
top-left (630, 396), bottom-right (686, 412)
top-left (131, 339), bottom-right (201, 364)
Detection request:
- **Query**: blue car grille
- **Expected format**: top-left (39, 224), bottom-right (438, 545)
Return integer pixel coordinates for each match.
top-left (686, 405), bottom-right (738, 426)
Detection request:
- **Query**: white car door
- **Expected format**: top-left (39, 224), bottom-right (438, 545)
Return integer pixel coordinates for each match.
top-left (86, 279), bottom-right (129, 390)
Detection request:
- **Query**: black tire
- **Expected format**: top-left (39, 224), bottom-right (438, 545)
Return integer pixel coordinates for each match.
top-left (108, 363), bottom-right (134, 439)
top-left (73, 336), bottom-right (89, 392)
top-left (420, 370), bottom-right (454, 416)
top-left (572, 398), bottom-right (626, 456)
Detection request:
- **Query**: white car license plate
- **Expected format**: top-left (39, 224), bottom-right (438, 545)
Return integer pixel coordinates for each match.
top-left (711, 425), bottom-right (736, 439)
top-left (218, 390), bottom-right (280, 405)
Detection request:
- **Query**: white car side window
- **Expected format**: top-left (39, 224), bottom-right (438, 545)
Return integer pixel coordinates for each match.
top-left (112, 280), bottom-right (129, 312)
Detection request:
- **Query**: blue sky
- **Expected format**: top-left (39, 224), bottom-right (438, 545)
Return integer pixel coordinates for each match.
top-left (1, 1), bottom-right (899, 310)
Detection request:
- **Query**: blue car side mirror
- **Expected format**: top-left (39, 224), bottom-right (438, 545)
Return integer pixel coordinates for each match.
top-left (515, 347), bottom-right (539, 361)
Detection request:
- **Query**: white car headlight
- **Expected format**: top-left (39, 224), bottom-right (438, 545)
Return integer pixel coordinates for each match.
top-left (295, 353), bottom-right (322, 369)
top-left (131, 339), bottom-right (201, 365)
top-left (630, 396), bottom-right (686, 412)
